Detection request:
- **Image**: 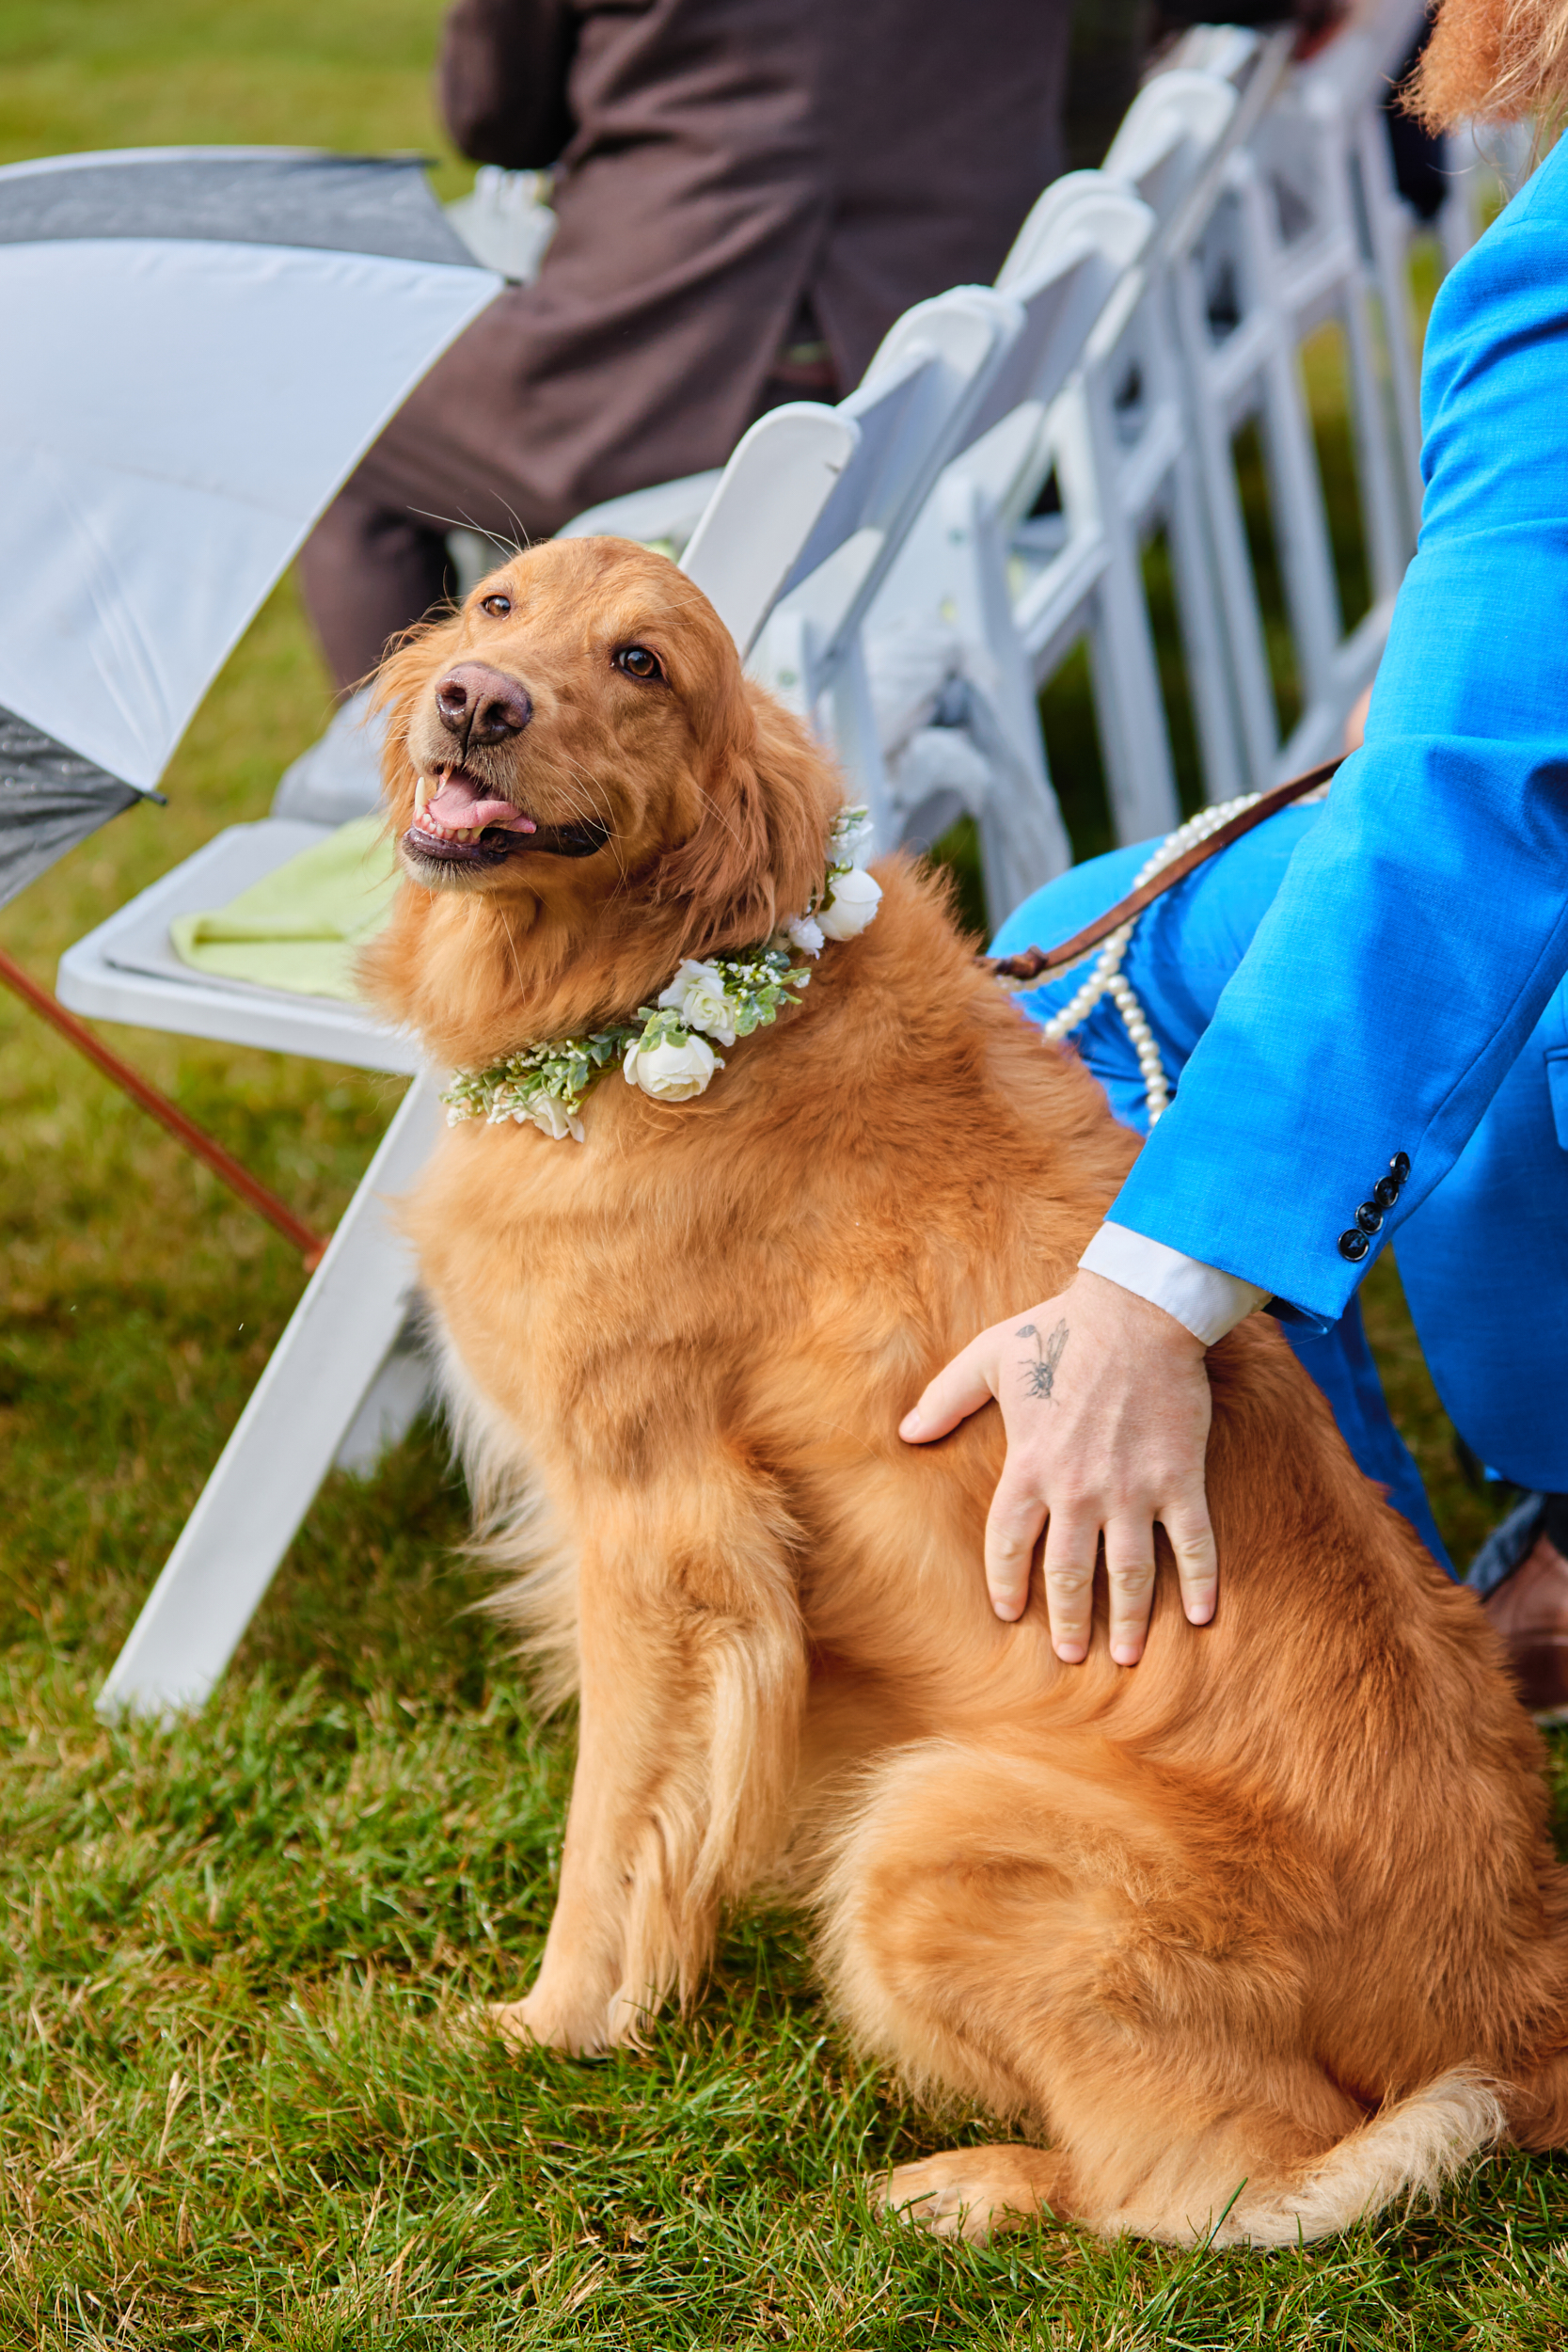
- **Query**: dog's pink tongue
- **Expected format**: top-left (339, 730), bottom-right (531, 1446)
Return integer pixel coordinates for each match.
top-left (425, 775), bottom-right (534, 832)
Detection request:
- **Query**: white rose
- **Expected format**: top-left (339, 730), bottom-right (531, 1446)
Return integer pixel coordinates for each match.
top-left (831, 809), bottom-right (875, 865)
top-left (623, 1031), bottom-right (721, 1101)
top-left (657, 957), bottom-right (739, 1045)
top-left (816, 866), bottom-right (882, 941)
top-left (784, 913), bottom-right (825, 958)
top-left (517, 1093), bottom-right (583, 1142)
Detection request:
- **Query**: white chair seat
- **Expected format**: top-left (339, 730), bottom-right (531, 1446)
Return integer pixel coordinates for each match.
top-left (57, 818), bottom-right (420, 1074)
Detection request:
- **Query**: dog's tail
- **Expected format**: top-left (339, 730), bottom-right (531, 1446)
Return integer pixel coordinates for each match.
top-left (1216, 2072), bottom-right (1506, 2246)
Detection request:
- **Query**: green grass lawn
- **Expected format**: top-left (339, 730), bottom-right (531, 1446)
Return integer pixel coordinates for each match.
top-left (1, 10), bottom-right (1562, 2344)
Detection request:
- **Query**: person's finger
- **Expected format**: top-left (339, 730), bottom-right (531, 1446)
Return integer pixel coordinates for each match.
top-left (900, 1331), bottom-right (997, 1444)
top-left (983, 1457), bottom-right (1049, 1622)
top-left (1102, 1513), bottom-right (1157, 1667)
top-left (1040, 1501), bottom-right (1099, 1661)
top-left (1161, 1500), bottom-right (1218, 1628)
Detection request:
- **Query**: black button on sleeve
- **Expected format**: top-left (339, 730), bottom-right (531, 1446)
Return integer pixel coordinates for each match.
top-left (1338, 1229), bottom-right (1370, 1262)
top-left (1355, 1202), bottom-right (1384, 1234)
top-left (1391, 1152), bottom-right (1411, 1182)
top-left (1372, 1175), bottom-right (1400, 1210)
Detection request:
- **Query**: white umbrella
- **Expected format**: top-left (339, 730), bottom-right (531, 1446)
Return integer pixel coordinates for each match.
top-left (0, 144), bottom-right (502, 908)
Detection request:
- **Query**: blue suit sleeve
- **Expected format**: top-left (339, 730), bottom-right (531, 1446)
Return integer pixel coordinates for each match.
top-left (1107, 140), bottom-right (1568, 1328)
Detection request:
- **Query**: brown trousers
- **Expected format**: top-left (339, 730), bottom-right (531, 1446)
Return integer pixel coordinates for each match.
top-left (300, 0), bottom-right (1079, 691)
top-left (298, 339), bottom-right (839, 691)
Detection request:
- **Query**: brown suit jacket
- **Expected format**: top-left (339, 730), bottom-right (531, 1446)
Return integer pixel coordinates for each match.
top-left (426, 0), bottom-right (1072, 530)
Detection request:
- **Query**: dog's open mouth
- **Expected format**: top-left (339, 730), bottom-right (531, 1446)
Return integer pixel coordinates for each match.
top-left (403, 767), bottom-right (610, 868)
top-left (405, 766), bottom-right (537, 867)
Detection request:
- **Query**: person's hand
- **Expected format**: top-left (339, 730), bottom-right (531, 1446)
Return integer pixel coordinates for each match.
top-left (898, 1269), bottom-right (1216, 1665)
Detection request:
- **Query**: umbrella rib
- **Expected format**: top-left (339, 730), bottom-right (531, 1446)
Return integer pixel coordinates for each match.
top-left (0, 945), bottom-right (328, 1271)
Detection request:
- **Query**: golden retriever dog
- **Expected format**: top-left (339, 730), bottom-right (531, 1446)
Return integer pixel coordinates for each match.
top-left (362, 535), bottom-right (1568, 2249)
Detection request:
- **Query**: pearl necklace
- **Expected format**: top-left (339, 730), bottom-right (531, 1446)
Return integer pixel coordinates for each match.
top-left (1037, 793), bottom-right (1267, 1127)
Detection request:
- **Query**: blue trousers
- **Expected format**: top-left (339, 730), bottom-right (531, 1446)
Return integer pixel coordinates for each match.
top-left (992, 808), bottom-right (1568, 1575)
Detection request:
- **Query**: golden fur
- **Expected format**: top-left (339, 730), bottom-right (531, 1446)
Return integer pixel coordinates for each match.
top-left (364, 537), bottom-right (1568, 2248)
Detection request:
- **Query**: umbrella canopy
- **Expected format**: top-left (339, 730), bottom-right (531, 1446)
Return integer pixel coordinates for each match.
top-left (0, 146), bottom-right (502, 911)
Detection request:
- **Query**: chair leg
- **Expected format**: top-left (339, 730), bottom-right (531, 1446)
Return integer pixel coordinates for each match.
top-left (333, 1311), bottom-right (432, 1476)
top-left (96, 1073), bottom-right (446, 1721)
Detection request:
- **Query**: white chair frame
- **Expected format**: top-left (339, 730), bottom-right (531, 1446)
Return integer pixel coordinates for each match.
top-left (748, 233), bottom-right (1124, 893)
top-left (860, 46), bottom-right (1281, 899)
top-left (1167, 0), bottom-right (1441, 783)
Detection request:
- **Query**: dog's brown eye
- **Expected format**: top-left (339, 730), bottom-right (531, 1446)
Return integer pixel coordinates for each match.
top-left (480, 595), bottom-right (512, 618)
top-left (615, 644), bottom-right (663, 682)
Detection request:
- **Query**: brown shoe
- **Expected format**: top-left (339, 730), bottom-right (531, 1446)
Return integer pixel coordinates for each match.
top-left (1483, 1524), bottom-right (1568, 1719)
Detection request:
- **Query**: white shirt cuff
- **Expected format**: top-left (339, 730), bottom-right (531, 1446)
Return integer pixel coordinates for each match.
top-left (1079, 1222), bottom-right (1270, 1346)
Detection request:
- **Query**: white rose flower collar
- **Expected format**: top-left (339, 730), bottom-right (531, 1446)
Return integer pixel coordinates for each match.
top-left (440, 805), bottom-right (880, 1141)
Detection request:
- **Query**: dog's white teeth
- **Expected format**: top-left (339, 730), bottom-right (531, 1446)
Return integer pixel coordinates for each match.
top-left (412, 811), bottom-right (489, 842)
top-left (414, 776), bottom-right (430, 816)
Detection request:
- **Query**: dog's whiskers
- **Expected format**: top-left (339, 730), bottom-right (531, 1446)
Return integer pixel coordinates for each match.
top-left (553, 763), bottom-right (631, 884)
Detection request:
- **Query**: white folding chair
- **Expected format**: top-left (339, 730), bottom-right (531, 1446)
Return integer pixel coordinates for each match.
top-left (863, 188), bottom-right (1148, 910)
top-left (751, 71), bottom-right (1258, 904)
top-left (1165, 0), bottom-right (1437, 782)
top-left (857, 48), bottom-right (1280, 908)
top-left (567, 283), bottom-right (1025, 850)
top-left (445, 164), bottom-right (556, 282)
top-left (743, 269), bottom-right (1117, 873)
top-left (1029, 43), bottom-right (1297, 829)
top-left (66, 282), bottom-right (1023, 1718)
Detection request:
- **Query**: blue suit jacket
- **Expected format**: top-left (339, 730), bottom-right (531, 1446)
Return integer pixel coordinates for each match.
top-left (1108, 134), bottom-right (1568, 1327)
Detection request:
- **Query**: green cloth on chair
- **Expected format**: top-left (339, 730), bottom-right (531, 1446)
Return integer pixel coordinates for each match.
top-left (170, 815), bottom-right (399, 1002)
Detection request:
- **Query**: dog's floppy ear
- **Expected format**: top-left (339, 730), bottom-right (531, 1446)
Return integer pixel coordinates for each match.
top-left (657, 680), bottom-right (844, 959)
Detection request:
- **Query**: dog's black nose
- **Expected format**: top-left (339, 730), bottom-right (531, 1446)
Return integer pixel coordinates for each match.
top-left (435, 663), bottom-right (533, 748)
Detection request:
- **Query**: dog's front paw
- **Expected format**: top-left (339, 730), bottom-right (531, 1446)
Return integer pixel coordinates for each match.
top-left (877, 2146), bottom-right (1067, 2245)
top-left (488, 1990), bottom-right (611, 2058)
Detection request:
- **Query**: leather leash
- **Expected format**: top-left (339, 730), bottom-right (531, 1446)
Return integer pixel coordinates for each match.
top-left (984, 753), bottom-right (1344, 986)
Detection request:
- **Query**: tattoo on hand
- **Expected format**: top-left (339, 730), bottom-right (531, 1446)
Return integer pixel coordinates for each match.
top-left (1018, 1318), bottom-right (1069, 1401)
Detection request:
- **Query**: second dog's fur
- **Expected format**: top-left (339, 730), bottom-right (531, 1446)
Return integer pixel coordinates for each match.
top-left (364, 536), bottom-right (1568, 2248)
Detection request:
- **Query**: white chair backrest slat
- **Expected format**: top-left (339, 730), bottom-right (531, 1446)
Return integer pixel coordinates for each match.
top-left (958, 232), bottom-right (1121, 470)
top-left (863, 175), bottom-right (1180, 912)
top-left (768, 287), bottom-right (1022, 657)
top-left (1101, 69), bottom-right (1239, 226)
top-left (765, 346), bottom-right (958, 612)
top-left (1162, 0), bottom-right (1436, 785)
top-left (676, 405), bottom-right (860, 660)
top-left (859, 61), bottom-right (1260, 910)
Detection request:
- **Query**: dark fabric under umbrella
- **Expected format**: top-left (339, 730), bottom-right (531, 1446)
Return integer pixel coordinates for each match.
top-left (0, 711), bottom-right (148, 915)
